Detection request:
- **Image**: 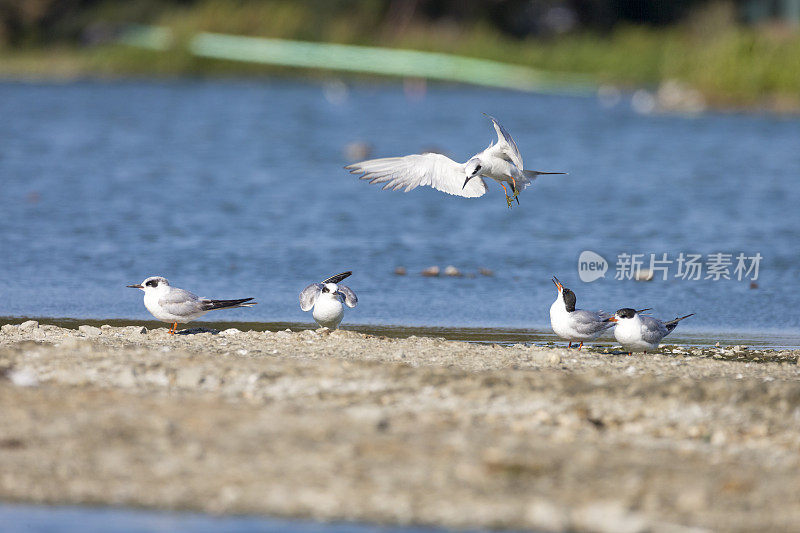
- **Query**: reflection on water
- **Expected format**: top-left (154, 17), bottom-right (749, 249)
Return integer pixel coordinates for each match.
top-left (0, 80), bottom-right (798, 336)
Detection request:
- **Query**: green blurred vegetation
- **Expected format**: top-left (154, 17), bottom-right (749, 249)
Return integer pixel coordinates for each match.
top-left (1, 0), bottom-right (799, 109)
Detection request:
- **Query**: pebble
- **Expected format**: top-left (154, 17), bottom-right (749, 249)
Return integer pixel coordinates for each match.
top-left (8, 368), bottom-right (39, 387)
top-left (573, 500), bottom-right (649, 533)
top-left (219, 328), bottom-right (241, 336)
top-left (443, 265), bottom-right (461, 277)
top-left (116, 368), bottom-right (137, 388)
top-left (1, 324), bottom-right (17, 334)
top-left (526, 498), bottom-right (568, 531)
top-left (421, 266), bottom-right (440, 277)
top-left (78, 325), bottom-right (102, 336)
top-left (176, 367), bottom-right (205, 388)
top-left (58, 337), bottom-right (90, 350)
top-left (19, 320), bottom-right (40, 331)
top-left (532, 351), bottom-right (561, 366)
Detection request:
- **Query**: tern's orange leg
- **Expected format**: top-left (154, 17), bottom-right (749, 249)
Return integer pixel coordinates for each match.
top-left (568, 342), bottom-right (572, 349)
top-left (169, 322), bottom-right (177, 335)
top-left (510, 178), bottom-right (521, 204)
top-left (501, 182), bottom-right (517, 207)
top-left (578, 342), bottom-right (583, 351)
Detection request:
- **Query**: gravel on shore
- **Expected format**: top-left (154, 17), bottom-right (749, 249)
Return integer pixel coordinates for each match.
top-left (1, 321), bottom-right (799, 532)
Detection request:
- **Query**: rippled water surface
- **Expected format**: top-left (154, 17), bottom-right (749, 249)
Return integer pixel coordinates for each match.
top-left (1, 80), bottom-right (798, 340)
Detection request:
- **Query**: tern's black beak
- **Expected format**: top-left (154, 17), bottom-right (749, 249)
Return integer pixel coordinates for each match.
top-left (636, 308), bottom-right (652, 314)
top-left (127, 284), bottom-right (143, 289)
top-left (462, 176), bottom-right (471, 190)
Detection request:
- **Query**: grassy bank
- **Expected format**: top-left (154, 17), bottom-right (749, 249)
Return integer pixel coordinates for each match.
top-left (2, 1), bottom-right (799, 110)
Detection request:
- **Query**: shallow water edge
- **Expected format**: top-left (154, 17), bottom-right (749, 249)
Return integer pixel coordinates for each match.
top-left (0, 503), bottom-right (495, 533)
top-left (2, 315), bottom-right (799, 351)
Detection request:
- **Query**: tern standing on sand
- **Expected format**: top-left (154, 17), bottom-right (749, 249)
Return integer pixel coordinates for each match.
top-left (127, 276), bottom-right (257, 334)
top-left (549, 276), bottom-right (614, 350)
top-left (299, 271), bottom-right (358, 329)
top-left (609, 308), bottom-right (694, 355)
top-left (347, 114), bottom-right (565, 207)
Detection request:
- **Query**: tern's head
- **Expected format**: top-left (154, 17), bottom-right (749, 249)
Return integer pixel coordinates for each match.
top-left (462, 158), bottom-right (483, 189)
top-left (320, 282), bottom-right (338, 295)
top-left (127, 276), bottom-right (170, 292)
top-left (551, 276), bottom-right (577, 312)
top-left (608, 307), bottom-right (650, 323)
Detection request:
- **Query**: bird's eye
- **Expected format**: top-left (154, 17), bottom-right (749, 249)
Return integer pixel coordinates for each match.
top-left (146, 280), bottom-right (158, 287)
top-left (475, 165), bottom-right (481, 172)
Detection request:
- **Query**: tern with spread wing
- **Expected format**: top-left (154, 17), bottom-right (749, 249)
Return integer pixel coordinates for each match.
top-left (346, 114), bottom-right (565, 208)
top-left (127, 276), bottom-right (257, 334)
top-left (609, 308), bottom-right (694, 355)
top-left (549, 276), bottom-right (614, 350)
top-left (299, 271), bottom-right (358, 329)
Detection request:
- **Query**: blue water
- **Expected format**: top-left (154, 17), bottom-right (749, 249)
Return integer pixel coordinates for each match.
top-left (0, 504), bottom-right (488, 533)
top-left (1, 80), bottom-right (798, 337)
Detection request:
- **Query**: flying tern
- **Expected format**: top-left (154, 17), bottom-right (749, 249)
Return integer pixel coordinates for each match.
top-left (346, 114), bottom-right (565, 208)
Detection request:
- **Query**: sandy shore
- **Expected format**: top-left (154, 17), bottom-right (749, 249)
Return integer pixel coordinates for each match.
top-left (1, 321), bottom-right (799, 532)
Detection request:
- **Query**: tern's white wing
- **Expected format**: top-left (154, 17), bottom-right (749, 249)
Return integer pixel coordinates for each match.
top-left (347, 153), bottom-right (487, 198)
top-left (299, 283), bottom-right (323, 312)
top-left (485, 114), bottom-right (523, 170)
top-left (336, 285), bottom-right (358, 308)
top-left (158, 287), bottom-right (204, 317)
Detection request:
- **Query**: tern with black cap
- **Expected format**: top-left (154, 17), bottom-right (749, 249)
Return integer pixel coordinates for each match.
top-left (127, 276), bottom-right (257, 334)
top-left (549, 276), bottom-right (614, 350)
top-left (346, 114), bottom-right (565, 208)
top-left (609, 308), bottom-right (694, 355)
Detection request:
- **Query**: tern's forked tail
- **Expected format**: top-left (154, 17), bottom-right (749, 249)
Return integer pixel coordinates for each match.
top-left (202, 298), bottom-right (257, 311)
top-left (665, 313), bottom-right (694, 332)
top-left (522, 170), bottom-right (567, 181)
